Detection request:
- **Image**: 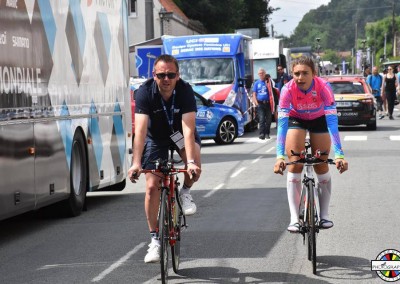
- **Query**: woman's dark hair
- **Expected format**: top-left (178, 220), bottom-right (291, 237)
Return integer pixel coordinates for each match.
top-left (291, 56), bottom-right (316, 75)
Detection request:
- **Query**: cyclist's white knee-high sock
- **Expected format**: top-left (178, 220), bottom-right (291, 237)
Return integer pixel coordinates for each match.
top-left (317, 172), bottom-right (332, 220)
top-left (287, 172), bottom-right (302, 224)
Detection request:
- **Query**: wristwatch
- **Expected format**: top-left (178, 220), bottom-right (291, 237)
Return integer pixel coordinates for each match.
top-left (187, 160), bottom-right (196, 165)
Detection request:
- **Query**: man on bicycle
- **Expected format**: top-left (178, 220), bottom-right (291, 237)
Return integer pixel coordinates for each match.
top-left (273, 56), bottom-right (348, 233)
top-left (128, 54), bottom-right (202, 263)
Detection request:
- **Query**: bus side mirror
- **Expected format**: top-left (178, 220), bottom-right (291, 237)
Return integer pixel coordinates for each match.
top-left (238, 78), bottom-right (245, 88)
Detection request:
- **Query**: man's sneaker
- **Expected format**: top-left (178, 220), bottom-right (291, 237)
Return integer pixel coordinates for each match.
top-left (144, 243), bottom-right (160, 263)
top-left (319, 219), bottom-right (334, 229)
top-left (379, 114), bottom-right (385, 119)
top-left (180, 193), bottom-right (197, 216)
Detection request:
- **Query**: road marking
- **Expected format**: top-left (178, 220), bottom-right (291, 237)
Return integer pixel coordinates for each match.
top-left (91, 242), bottom-right (147, 282)
top-left (390, 136), bottom-right (400, 141)
top-left (230, 167), bottom-right (246, 178)
top-left (252, 156), bottom-right (263, 164)
top-left (344, 136), bottom-right (367, 141)
top-left (38, 262), bottom-right (111, 270)
top-left (203, 183), bottom-right (224, 198)
top-left (266, 147), bottom-right (275, 153)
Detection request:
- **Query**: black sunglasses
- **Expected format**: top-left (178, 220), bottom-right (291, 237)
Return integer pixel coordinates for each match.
top-left (155, 73), bottom-right (177, 79)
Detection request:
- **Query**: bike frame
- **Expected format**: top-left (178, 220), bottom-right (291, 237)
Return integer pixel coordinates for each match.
top-left (140, 150), bottom-right (187, 283)
top-left (287, 139), bottom-right (335, 275)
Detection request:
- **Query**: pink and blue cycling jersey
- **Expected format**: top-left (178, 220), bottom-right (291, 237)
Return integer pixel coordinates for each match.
top-left (276, 77), bottom-right (344, 159)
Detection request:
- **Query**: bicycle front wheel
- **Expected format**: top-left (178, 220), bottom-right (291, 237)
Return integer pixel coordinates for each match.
top-left (159, 188), bottom-right (169, 283)
top-left (171, 188), bottom-right (182, 273)
top-left (306, 180), bottom-right (317, 274)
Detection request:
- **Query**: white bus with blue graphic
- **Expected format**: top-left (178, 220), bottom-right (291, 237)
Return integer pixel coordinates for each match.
top-left (162, 34), bottom-right (256, 131)
top-left (0, 0), bottom-right (131, 220)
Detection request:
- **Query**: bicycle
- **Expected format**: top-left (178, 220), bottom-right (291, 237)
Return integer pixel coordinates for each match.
top-left (139, 148), bottom-right (188, 283)
top-left (286, 140), bottom-right (335, 275)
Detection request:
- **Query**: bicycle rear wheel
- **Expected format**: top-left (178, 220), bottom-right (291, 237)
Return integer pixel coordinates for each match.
top-left (171, 188), bottom-right (183, 273)
top-left (306, 180), bottom-right (317, 274)
top-left (159, 188), bottom-right (169, 283)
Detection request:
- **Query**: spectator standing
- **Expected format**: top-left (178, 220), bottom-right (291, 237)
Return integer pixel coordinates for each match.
top-left (252, 68), bottom-right (273, 139)
top-left (366, 66), bottom-right (384, 119)
top-left (275, 64), bottom-right (291, 92)
top-left (381, 65), bottom-right (398, 120)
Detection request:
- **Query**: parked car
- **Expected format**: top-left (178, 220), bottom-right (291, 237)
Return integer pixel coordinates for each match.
top-left (129, 79), bottom-right (244, 145)
top-left (194, 92), bottom-right (244, 144)
top-left (322, 75), bottom-right (377, 130)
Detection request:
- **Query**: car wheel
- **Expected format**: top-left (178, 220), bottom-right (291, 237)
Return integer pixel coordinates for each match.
top-left (366, 120), bottom-right (377, 130)
top-left (214, 117), bottom-right (237, 145)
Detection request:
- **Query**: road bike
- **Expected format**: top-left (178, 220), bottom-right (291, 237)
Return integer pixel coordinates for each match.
top-left (286, 140), bottom-right (335, 275)
top-left (140, 148), bottom-right (188, 283)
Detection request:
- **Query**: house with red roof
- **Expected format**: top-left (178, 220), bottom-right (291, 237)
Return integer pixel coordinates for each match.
top-left (127, 0), bottom-right (206, 76)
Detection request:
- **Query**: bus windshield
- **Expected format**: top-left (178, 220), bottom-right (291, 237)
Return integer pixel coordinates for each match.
top-left (178, 58), bottom-right (234, 85)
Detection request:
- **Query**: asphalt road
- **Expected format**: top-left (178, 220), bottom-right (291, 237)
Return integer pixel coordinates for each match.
top-left (1, 113), bottom-right (399, 284)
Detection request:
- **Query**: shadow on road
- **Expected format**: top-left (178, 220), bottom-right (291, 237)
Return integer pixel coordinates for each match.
top-left (172, 266), bottom-right (330, 283)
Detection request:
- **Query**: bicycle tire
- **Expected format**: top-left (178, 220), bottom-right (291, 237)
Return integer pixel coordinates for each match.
top-left (171, 188), bottom-right (182, 273)
top-left (306, 180), bottom-right (317, 274)
top-left (159, 188), bottom-right (169, 283)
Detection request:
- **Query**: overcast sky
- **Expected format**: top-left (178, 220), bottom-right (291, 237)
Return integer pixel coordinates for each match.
top-left (268, 0), bottom-right (331, 37)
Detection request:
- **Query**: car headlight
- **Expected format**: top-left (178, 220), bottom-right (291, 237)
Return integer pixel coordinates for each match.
top-left (223, 90), bottom-right (236, 107)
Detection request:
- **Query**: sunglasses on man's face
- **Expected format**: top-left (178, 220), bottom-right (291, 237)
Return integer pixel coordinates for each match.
top-left (155, 72), bottom-right (177, 79)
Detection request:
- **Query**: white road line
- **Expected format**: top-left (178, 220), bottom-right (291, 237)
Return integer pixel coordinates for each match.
top-left (252, 156), bottom-right (263, 164)
top-left (344, 136), bottom-right (367, 141)
top-left (266, 146), bottom-right (275, 153)
top-left (91, 242), bottom-right (147, 282)
top-left (203, 183), bottom-right (224, 198)
top-left (230, 167), bottom-right (246, 178)
top-left (390, 136), bottom-right (400, 141)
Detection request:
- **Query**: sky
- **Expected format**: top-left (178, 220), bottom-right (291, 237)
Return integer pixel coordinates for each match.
top-left (268, 0), bottom-right (331, 37)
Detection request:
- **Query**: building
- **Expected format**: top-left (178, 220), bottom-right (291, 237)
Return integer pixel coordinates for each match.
top-left (128, 0), bottom-right (206, 76)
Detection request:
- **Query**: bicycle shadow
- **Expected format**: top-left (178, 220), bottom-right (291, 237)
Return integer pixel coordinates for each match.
top-left (170, 266), bottom-right (330, 283)
top-left (316, 255), bottom-right (376, 281)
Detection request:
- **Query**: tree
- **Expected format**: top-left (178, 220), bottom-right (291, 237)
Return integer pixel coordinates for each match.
top-left (174, 0), bottom-right (275, 37)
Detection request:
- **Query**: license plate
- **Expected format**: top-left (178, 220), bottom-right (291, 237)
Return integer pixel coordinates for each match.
top-left (336, 101), bottom-right (352, 107)
top-left (338, 112), bottom-right (358, 117)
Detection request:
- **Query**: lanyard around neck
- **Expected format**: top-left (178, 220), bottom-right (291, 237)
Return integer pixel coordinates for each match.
top-left (160, 90), bottom-right (176, 132)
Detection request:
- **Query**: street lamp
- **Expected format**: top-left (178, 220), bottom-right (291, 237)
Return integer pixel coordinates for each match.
top-left (361, 39), bottom-right (366, 75)
top-left (159, 7), bottom-right (173, 36)
top-left (315, 38), bottom-right (322, 75)
top-left (270, 19), bottom-right (286, 38)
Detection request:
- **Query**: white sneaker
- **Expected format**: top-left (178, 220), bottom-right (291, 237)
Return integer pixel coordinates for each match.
top-left (180, 193), bottom-right (197, 216)
top-left (144, 243), bottom-right (160, 263)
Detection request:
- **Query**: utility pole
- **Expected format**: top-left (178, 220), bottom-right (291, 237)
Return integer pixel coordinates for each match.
top-left (392, 0), bottom-right (396, 56)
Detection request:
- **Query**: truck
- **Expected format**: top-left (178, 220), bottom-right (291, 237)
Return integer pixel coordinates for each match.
top-left (0, 0), bottom-right (131, 220)
top-left (252, 38), bottom-right (287, 81)
top-left (162, 34), bottom-right (256, 130)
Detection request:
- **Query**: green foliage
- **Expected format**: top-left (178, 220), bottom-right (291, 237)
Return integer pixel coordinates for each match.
top-left (284, 0), bottom-right (400, 52)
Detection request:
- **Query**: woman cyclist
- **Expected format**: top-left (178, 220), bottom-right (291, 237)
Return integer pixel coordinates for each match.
top-left (273, 56), bottom-right (348, 233)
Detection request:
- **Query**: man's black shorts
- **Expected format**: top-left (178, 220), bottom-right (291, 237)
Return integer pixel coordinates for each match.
top-left (288, 115), bottom-right (328, 133)
top-left (142, 132), bottom-right (201, 170)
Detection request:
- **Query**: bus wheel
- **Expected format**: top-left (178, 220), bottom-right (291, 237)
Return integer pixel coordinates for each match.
top-left (66, 132), bottom-right (88, 217)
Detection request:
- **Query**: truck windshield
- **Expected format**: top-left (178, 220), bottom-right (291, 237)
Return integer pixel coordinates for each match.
top-left (178, 58), bottom-right (234, 85)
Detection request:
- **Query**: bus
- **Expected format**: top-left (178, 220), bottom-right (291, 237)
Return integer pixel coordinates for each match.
top-left (0, 0), bottom-right (131, 220)
top-left (162, 34), bottom-right (256, 130)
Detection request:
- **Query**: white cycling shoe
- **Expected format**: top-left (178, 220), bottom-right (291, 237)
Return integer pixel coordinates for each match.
top-left (180, 193), bottom-right (197, 216)
top-left (144, 243), bottom-right (160, 263)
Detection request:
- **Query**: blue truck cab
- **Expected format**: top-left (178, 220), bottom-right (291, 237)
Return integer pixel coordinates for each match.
top-left (162, 34), bottom-right (255, 130)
